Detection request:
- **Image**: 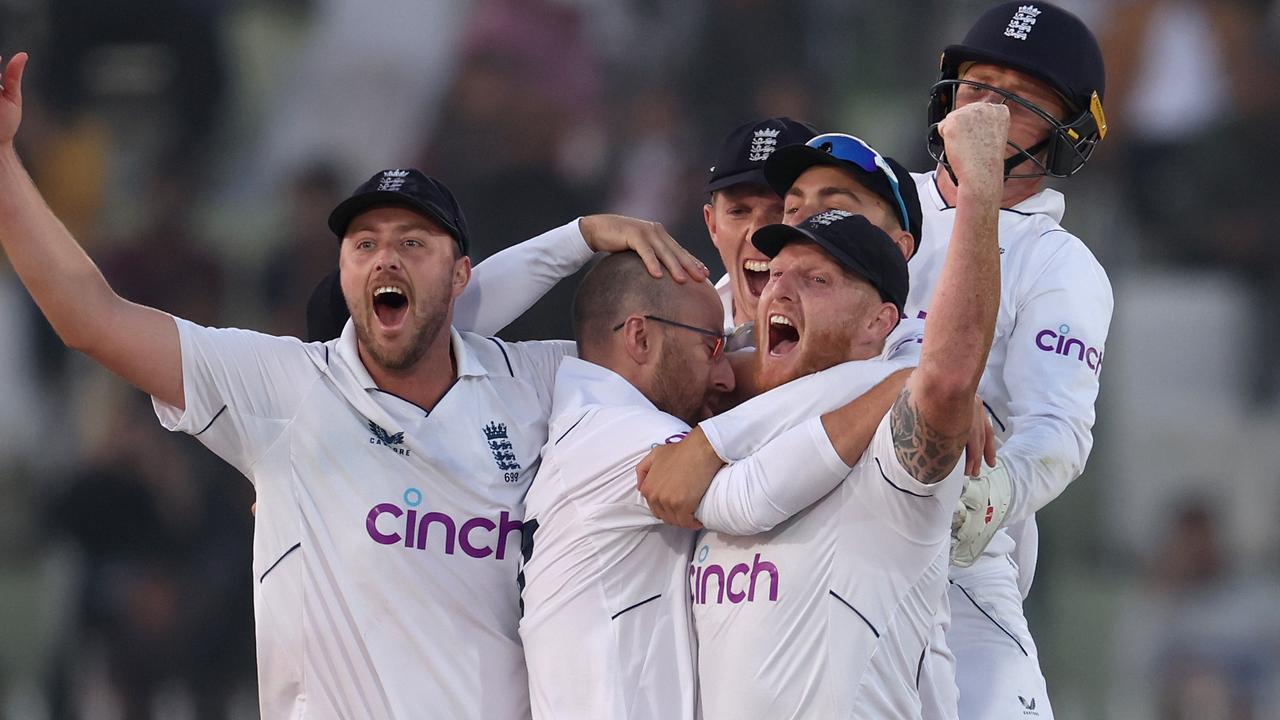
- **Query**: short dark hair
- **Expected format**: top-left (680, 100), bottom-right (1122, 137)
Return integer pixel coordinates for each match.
top-left (572, 252), bottom-right (675, 361)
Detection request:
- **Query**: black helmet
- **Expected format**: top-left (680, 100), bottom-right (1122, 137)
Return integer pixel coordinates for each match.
top-left (927, 1), bottom-right (1108, 179)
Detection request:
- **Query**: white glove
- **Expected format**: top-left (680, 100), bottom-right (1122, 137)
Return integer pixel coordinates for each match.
top-left (950, 457), bottom-right (1013, 568)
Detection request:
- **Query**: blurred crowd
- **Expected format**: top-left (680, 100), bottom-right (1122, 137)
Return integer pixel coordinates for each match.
top-left (1, 0), bottom-right (1279, 718)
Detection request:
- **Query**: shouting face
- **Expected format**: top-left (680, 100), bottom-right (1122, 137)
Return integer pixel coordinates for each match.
top-left (704, 183), bottom-right (785, 327)
top-left (755, 241), bottom-right (896, 392)
top-left (339, 205), bottom-right (469, 373)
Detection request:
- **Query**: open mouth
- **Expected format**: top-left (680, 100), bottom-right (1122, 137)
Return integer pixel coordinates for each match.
top-left (743, 259), bottom-right (769, 298)
top-left (767, 314), bottom-right (799, 357)
top-left (372, 285), bottom-right (409, 329)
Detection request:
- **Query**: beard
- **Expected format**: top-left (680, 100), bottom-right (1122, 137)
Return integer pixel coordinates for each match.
top-left (650, 345), bottom-right (706, 426)
top-left (755, 319), bottom-right (862, 394)
top-left (350, 282), bottom-right (452, 373)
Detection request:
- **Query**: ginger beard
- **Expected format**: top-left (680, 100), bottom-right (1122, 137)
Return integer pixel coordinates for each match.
top-left (755, 307), bottom-right (867, 394)
top-left (754, 244), bottom-right (889, 393)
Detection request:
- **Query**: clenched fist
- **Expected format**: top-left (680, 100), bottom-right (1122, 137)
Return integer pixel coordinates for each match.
top-left (937, 103), bottom-right (1009, 201)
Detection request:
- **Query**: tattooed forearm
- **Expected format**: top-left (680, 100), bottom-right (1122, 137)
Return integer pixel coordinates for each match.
top-left (890, 387), bottom-right (967, 484)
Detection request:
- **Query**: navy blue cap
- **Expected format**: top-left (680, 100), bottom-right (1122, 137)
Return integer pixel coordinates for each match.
top-left (328, 169), bottom-right (470, 255)
top-left (763, 143), bottom-right (922, 257)
top-left (752, 210), bottom-right (909, 313)
top-left (705, 117), bottom-right (818, 193)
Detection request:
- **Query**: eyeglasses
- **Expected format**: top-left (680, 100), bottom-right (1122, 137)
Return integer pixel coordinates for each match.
top-left (804, 132), bottom-right (911, 236)
top-left (612, 315), bottom-right (727, 360)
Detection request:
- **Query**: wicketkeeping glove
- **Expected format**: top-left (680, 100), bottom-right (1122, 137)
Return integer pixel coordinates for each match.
top-left (950, 457), bottom-right (1013, 568)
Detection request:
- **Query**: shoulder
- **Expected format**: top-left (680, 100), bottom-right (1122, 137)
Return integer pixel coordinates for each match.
top-left (458, 330), bottom-right (523, 377)
top-left (177, 317), bottom-right (328, 368)
top-left (456, 331), bottom-right (572, 377)
top-left (1002, 217), bottom-right (1111, 298)
top-left (556, 402), bottom-right (689, 451)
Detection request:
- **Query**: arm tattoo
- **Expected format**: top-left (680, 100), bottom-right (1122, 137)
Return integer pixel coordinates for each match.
top-left (890, 387), bottom-right (966, 485)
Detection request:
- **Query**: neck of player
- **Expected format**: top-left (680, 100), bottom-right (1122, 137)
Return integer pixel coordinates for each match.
top-left (359, 326), bottom-right (458, 413)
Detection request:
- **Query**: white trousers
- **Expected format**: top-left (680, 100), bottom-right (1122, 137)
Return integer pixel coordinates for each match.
top-left (921, 558), bottom-right (1054, 720)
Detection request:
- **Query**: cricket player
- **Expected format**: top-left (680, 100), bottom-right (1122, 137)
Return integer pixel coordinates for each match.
top-left (911, 3), bottom-right (1114, 718)
top-left (518, 251), bottom-right (921, 719)
top-left (639, 126), bottom-right (999, 533)
top-left (701, 117), bottom-right (817, 332)
top-left (0, 53), bottom-right (705, 719)
top-left (634, 101), bottom-right (1009, 718)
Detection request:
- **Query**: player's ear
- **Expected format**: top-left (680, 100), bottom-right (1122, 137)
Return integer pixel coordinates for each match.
top-left (619, 315), bottom-right (655, 365)
top-left (703, 200), bottom-right (717, 242)
top-left (451, 255), bottom-right (471, 298)
top-left (891, 229), bottom-right (914, 262)
top-left (871, 302), bottom-right (899, 339)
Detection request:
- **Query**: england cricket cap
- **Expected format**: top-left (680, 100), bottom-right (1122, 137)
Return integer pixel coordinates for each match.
top-left (752, 209), bottom-right (909, 313)
top-left (763, 134), bottom-right (922, 255)
top-left (705, 117), bottom-right (818, 193)
top-left (328, 169), bottom-right (470, 255)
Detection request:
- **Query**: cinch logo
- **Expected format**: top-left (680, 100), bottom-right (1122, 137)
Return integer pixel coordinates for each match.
top-left (366, 487), bottom-right (521, 560)
top-left (369, 421), bottom-right (410, 456)
top-left (1035, 324), bottom-right (1103, 374)
top-left (689, 548), bottom-right (779, 605)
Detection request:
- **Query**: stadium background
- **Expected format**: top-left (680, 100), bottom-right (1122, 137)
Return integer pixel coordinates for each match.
top-left (1, 0), bottom-right (1279, 717)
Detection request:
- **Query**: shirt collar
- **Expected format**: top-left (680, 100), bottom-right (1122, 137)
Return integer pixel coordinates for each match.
top-left (714, 273), bottom-right (735, 333)
top-left (552, 356), bottom-right (657, 418)
top-left (334, 320), bottom-right (487, 391)
top-left (923, 170), bottom-right (1066, 223)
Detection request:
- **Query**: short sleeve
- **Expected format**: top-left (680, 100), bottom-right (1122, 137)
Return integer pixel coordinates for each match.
top-left (500, 339), bottom-right (578, 415)
top-left (862, 413), bottom-right (963, 545)
top-left (153, 317), bottom-right (322, 479)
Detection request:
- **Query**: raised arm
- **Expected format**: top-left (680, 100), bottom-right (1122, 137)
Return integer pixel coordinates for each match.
top-left (891, 102), bottom-right (1007, 484)
top-left (0, 53), bottom-right (184, 408)
top-left (455, 215), bottom-right (710, 335)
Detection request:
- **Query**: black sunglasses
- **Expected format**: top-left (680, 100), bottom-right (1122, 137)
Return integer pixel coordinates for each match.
top-left (612, 314), bottom-right (727, 360)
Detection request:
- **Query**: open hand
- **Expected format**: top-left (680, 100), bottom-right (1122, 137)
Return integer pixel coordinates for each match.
top-left (579, 214), bottom-right (709, 284)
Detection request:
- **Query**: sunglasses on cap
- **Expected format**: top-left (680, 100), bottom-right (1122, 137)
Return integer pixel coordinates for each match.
top-left (805, 133), bottom-right (911, 236)
top-left (612, 315), bottom-right (727, 361)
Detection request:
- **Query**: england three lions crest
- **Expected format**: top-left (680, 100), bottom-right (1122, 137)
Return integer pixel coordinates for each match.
top-left (483, 421), bottom-right (522, 479)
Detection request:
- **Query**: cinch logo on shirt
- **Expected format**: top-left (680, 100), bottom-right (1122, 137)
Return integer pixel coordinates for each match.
top-left (365, 487), bottom-right (522, 560)
top-left (1034, 324), bottom-right (1103, 374)
top-left (689, 546), bottom-right (779, 605)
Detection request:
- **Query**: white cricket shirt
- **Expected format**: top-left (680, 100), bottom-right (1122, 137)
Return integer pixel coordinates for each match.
top-left (905, 171), bottom-right (1113, 594)
top-left (519, 357), bottom-right (879, 719)
top-left (154, 317), bottom-right (571, 719)
top-left (518, 358), bottom-right (698, 720)
top-left (693, 399), bottom-right (963, 720)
